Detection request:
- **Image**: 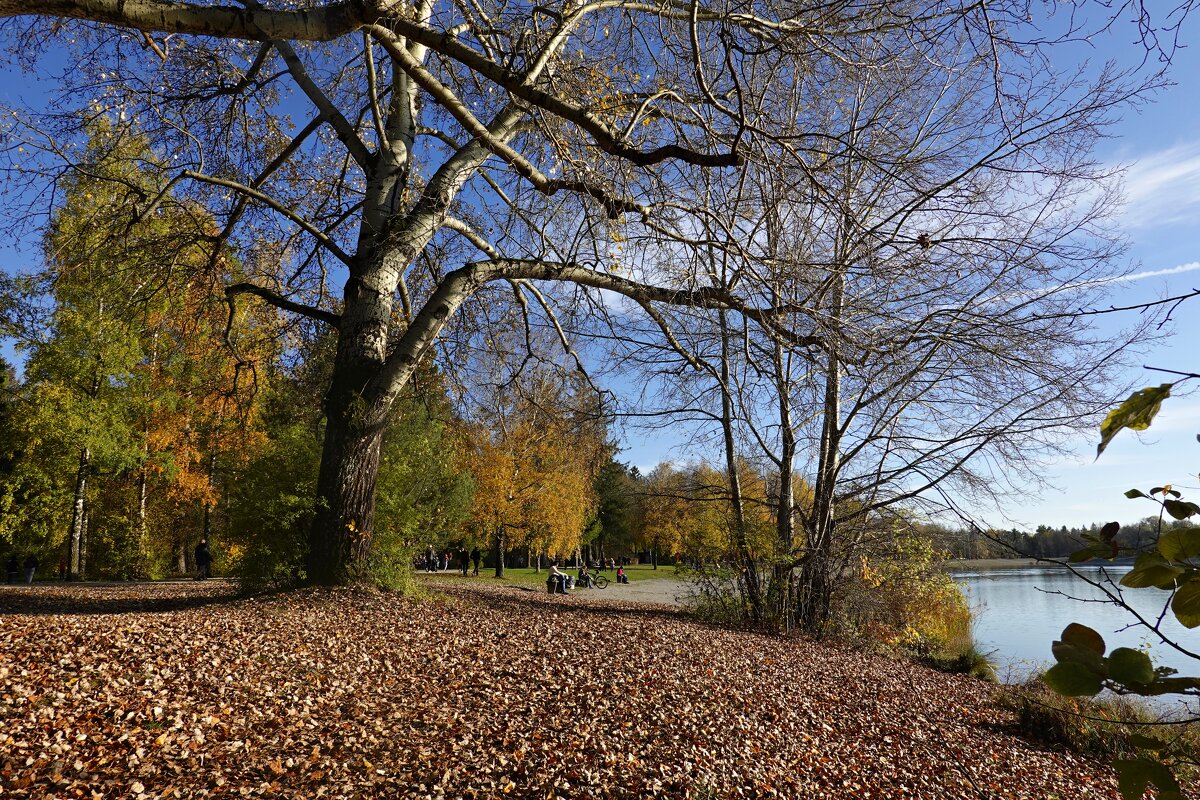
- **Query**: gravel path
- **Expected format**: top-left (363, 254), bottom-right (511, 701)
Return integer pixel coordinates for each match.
top-left (575, 577), bottom-right (688, 606)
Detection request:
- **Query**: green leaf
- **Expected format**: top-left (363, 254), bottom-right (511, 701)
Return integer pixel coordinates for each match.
top-left (1059, 622), bottom-right (1106, 655)
top-left (1126, 734), bottom-right (1168, 751)
top-left (1125, 489), bottom-right (1149, 499)
top-left (1098, 384), bottom-right (1172, 457)
top-left (1100, 521), bottom-right (1120, 543)
top-left (1067, 547), bottom-right (1095, 563)
top-left (1051, 640), bottom-right (1104, 672)
top-left (1106, 648), bottom-right (1154, 685)
top-left (1158, 528), bottom-right (1200, 562)
top-left (1162, 499), bottom-right (1200, 520)
top-left (1113, 758), bottom-right (1184, 800)
top-left (1170, 579), bottom-right (1200, 628)
top-left (1121, 552), bottom-right (1184, 589)
top-left (1043, 661), bottom-right (1103, 696)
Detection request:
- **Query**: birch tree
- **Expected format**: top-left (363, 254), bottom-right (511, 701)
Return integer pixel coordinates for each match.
top-left (601, 12), bottom-right (1162, 632)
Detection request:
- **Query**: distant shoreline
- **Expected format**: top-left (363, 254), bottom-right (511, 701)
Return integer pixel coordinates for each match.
top-left (942, 557), bottom-right (1046, 570)
top-left (944, 556), bottom-right (1138, 570)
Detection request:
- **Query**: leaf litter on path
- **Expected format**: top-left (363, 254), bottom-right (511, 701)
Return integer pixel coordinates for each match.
top-left (0, 581), bottom-right (1127, 798)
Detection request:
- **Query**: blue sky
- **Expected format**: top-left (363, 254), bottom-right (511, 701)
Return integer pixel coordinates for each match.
top-left (2, 12), bottom-right (1199, 533)
top-left (1008, 34), bottom-right (1200, 530)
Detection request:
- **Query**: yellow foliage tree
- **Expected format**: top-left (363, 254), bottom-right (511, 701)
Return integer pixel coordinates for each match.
top-left (636, 463), bottom-right (690, 567)
top-left (461, 369), bottom-right (606, 576)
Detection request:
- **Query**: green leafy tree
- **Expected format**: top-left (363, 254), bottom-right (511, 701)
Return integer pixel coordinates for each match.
top-left (0, 122), bottom-right (276, 579)
top-left (591, 457), bottom-right (636, 561)
top-left (230, 334), bottom-right (471, 589)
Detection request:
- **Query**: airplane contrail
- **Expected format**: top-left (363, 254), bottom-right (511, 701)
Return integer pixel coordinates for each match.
top-left (1103, 261), bottom-right (1200, 284)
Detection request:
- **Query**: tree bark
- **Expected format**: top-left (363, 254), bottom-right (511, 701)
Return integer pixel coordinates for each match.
top-left (79, 504), bottom-right (89, 580)
top-left (308, 402), bottom-right (385, 585)
top-left (492, 529), bottom-right (505, 578)
top-left (718, 308), bottom-right (763, 622)
top-left (67, 446), bottom-right (90, 580)
top-left (796, 264), bottom-right (844, 635)
top-left (772, 323), bottom-right (797, 629)
top-left (136, 467), bottom-right (149, 573)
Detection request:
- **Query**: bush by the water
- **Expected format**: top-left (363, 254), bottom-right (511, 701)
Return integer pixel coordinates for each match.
top-left (999, 677), bottom-right (1199, 782)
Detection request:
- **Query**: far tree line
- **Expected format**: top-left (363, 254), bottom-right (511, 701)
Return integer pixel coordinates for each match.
top-left (928, 519), bottom-right (1199, 561)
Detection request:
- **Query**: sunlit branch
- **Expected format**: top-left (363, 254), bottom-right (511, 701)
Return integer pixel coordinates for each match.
top-left (274, 39), bottom-right (372, 169)
top-left (182, 170), bottom-right (354, 266)
top-left (226, 281), bottom-right (341, 328)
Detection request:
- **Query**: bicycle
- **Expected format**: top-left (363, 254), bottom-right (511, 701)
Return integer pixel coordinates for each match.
top-left (578, 572), bottom-right (609, 589)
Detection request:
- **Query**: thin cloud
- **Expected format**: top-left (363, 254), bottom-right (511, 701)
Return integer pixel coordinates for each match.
top-left (957, 260), bottom-right (1200, 311)
top-left (1084, 260), bottom-right (1200, 287)
top-left (1121, 142), bottom-right (1200, 229)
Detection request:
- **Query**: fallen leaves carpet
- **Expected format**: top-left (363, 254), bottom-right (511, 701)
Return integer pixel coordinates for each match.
top-left (1, 580), bottom-right (1119, 799)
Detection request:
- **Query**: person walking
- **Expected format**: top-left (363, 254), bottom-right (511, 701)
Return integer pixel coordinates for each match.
top-left (469, 547), bottom-right (481, 576)
top-left (425, 544), bottom-right (436, 573)
top-left (194, 539), bottom-right (213, 580)
top-left (5, 554), bottom-right (18, 584)
top-left (23, 553), bottom-right (38, 585)
top-left (458, 547), bottom-right (470, 576)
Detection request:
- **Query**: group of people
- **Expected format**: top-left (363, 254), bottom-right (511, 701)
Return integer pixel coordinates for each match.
top-left (4, 554), bottom-right (39, 585)
top-left (547, 561), bottom-right (629, 593)
top-left (422, 545), bottom-right (482, 575)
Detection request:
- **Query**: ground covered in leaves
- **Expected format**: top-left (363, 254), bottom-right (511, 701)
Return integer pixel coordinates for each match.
top-left (1, 580), bottom-right (1124, 799)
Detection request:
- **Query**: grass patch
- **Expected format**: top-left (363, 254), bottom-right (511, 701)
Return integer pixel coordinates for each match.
top-left (911, 640), bottom-right (998, 683)
top-left (418, 563), bottom-right (681, 590)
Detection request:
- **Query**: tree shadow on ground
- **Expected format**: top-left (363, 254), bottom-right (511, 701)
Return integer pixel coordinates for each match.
top-left (0, 580), bottom-right (245, 615)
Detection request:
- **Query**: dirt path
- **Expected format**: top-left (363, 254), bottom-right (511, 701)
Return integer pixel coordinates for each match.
top-left (578, 577), bottom-right (688, 606)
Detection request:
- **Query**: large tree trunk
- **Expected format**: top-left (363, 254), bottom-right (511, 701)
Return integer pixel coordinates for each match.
top-left (308, 404), bottom-right (385, 585)
top-left (67, 446), bottom-right (90, 579)
top-left (794, 539), bottom-right (834, 634)
top-left (306, 246), bottom-right (395, 585)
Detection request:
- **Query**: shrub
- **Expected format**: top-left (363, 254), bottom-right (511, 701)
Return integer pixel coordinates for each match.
top-left (999, 677), bottom-right (1157, 759)
top-left (227, 424), bottom-right (320, 589)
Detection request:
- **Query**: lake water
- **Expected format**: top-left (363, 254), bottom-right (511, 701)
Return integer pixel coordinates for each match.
top-left (951, 564), bottom-right (1200, 710)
